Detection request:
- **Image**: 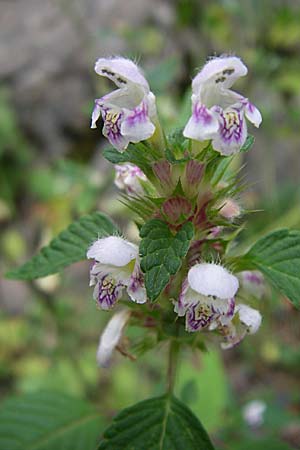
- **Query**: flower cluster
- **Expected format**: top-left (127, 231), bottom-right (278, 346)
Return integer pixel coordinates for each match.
top-left (88, 55), bottom-right (263, 366)
top-left (175, 262), bottom-right (261, 349)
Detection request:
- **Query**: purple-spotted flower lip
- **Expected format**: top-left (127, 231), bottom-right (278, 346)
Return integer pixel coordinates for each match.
top-left (91, 57), bottom-right (157, 151)
top-left (183, 55), bottom-right (262, 155)
top-left (87, 236), bottom-right (147, 310)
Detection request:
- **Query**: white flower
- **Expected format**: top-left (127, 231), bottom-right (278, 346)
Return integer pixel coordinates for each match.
top-left (96, 309), bottom-right (130, 368)
top-left (87, 236), bottom-right (147, 309)
top-left (174, 263), bottom-right (239, 332)
top-left (243, 400), bottom-right (266, 427)
top-left (114, 163), bottom-right (147, 195)
top-left (183, 55), bottom-right (262, 155)
top-left (91, 57), bottom-right (157, 151)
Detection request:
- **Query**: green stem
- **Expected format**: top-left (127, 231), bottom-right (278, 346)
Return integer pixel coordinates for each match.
top-left (167, 339), bottom-right (180, 395)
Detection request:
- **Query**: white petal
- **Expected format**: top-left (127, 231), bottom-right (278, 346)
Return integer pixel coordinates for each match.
top-left (188, 263), bottom-right (239, 299)
top-left (91, 100), bottom-right (101, 129)
top-left (100, 86), bottom-right (145, 110)
top-left (95, 57), bottom-right (149, 91)
top-left (127, 283), bottom-right (147, 304)
top-left (87, 236), bottom-right (138, 267)
top-left (237, 304), bottom-right (262, 334)
top-left (192, 56), bottom-right (248, 94)
top-left (121, 98), bottom-right (156, 142)
top-left (245, 101), bottom-right (262, 128)
top-left (96, 310), bottom-right (130, 368)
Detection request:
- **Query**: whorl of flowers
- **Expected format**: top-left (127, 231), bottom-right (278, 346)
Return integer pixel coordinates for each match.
top-left (89, 55), bottom-right (263, 366)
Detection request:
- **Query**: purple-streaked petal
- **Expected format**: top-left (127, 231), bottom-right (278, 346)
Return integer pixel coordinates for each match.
top-left (95, 57), bottom-right (149, 90)
top-left (192, 56), bottom-right (248, 93)
top-left (96, 310), bottom-right (131, 367)
top-left (87, 236), bottom-right (138, 267)
top-left (211, 106), bottom-right (247, 155)
top-left (127, 262), bottom-right (147, 304)
top-left (101, 107), bottom-right (130, 151)
top-left (240, 271), bottom-right (265, 299)
top-left (245, 101), bottom-right (262, 128)
top-left (183, 101), bottom-right (219, 140)
top-left (121, 100), bottom-right (155, 142)
top-left (93, 275), bottom-right (124, 310)
top-left (186, 302), bottom-right (218, 332)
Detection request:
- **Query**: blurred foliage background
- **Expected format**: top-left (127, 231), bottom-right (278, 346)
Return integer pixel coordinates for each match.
top-left (0, 0), bottom-right (300, 448)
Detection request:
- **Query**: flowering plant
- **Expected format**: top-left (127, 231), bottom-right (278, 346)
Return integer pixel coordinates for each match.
top-left (7, 55), bottom-right (300, 449)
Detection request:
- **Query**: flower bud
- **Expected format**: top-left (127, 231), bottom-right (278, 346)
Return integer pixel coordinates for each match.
top-left (219, 198), bottom-right (240, 220)
top-left (181, 160), bottom-right (205, 198)
top-left (114, 163), bottom-right (147, 195)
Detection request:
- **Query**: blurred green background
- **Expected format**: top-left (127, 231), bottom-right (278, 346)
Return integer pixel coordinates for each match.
top-left (0, 0), bottom-right (300, 448)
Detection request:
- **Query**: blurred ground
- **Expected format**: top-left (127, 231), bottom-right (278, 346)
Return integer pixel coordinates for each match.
top-left (1, 0), bottom-right (300, 448)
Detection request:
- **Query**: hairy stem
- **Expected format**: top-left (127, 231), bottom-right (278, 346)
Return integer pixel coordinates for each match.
top-left (167, 339), bottom-right (180, 394)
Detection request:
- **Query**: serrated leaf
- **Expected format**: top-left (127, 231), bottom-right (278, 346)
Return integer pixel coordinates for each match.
top-left (239, 229), bottom-right (300, 307)
top-left (98, 394), bottom-right (215, 450)
top-left (139, 219), bottom-right (194, 301)
top-left (240, 134), bottom-right (255, 152)
top-left (6, 211), bottom-right (118, 280)
top-left (0, 391), bottom-right (102, 450)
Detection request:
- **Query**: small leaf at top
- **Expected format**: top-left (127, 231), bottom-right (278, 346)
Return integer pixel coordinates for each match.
top-left (6, 211), bottom-right (118, 280)
top-left (237, 228), bottom-right (300, 307)
top-left (139, 219), bottom-right (194, 301)
top-left (98, 394), bottom-right (215, 450)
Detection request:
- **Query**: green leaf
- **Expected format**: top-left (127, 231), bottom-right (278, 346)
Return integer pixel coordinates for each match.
top-left (239, 229), bottom-right (300, 307)
top-left (232, 438), bottom-right (293, 450)
top-left (0, 391), bottom-right (102, 450)
top-left (240, 134), bottom-right (255, 152)
top-left (140, 220), bottom-right (194, 301)
top-left (98, 394), bottom-right (215, 450)
top-left (6, 211), bottom-right (118, 280)
top-left (103, 144), bottom-right (154, 178)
